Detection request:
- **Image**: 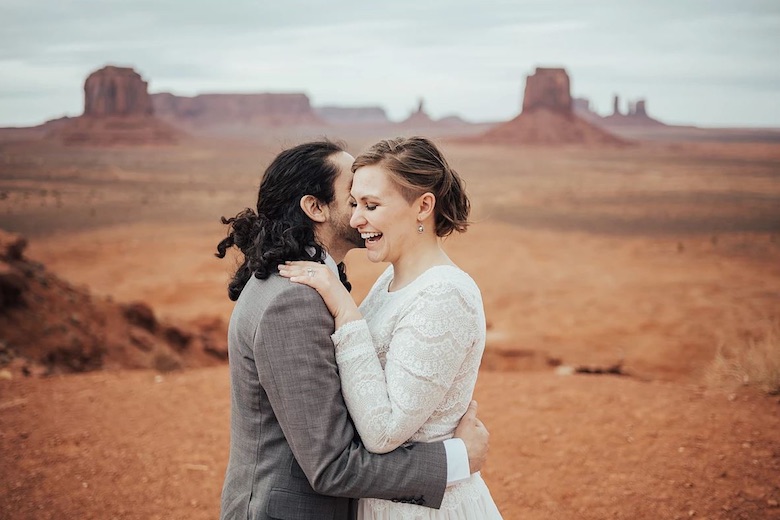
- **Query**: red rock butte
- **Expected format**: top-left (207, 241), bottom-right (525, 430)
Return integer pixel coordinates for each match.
top-left (476, 67), bottom-right (626, 146)
top-left (84, 66), bottom-right (154, 117)
top-left (46, 65), bottom-right (181, 145)
top-left (522, 67), bottom-right (573, 114)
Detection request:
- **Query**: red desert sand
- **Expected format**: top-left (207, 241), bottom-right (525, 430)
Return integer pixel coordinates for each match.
top-left (1, 130), bottom-right (780, 519)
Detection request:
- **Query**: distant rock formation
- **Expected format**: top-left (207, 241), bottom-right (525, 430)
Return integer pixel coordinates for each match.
top-left (575, 94), bottom-right (666, 128)
top-left (606, 98), bottom-right (665, 126)
top-left (572, 97), bottom-right (602, 125)
top-left (475, 67), bottom-right (625, 146)
top-left (316, 106), bottom-right (390, 125)
top-left (477, 110), bottom-right (626, 146)
top-left (522, 68), bottom-right (572, 114)
top-left (437, 115), bottom-right (472, 126)
top-left (612, 94), bottom-right (621, 116)
top-left (151, 92), bottom-right (323, 129)
top-left (632, 99), bottom-right (648, 117)
top-left (400, 98), bottom-right (435, 127)
top-left (572, 97), bottom-right (592, 114)
top-left (84, 66), bottom-right (153, 117)
top-left (48, 116), bottom-right (182, 145)
top-left (0, 229), bottom-right (226, 376)
top-left (46, 65), bottom-right (181, 145)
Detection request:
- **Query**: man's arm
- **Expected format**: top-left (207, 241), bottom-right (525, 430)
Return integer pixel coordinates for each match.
top-left (255, 283), bottom-right (447, 507)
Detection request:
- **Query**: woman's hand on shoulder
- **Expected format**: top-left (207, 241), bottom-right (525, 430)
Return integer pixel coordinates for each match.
top-left (278, 261), bottom-right (362, 327)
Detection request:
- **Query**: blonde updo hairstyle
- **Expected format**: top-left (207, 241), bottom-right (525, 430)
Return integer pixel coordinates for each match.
top-left (351, 136), bottom-right (470, 237)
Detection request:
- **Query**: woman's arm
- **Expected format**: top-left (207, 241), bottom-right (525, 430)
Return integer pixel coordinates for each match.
top-left (333, 281), bottom-right (480, 453)
top-left (278, 261), bottom-right (481, 454)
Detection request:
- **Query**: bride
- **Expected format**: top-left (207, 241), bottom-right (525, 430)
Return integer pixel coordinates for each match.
top-left (279, 136), bottom-right (503, 519)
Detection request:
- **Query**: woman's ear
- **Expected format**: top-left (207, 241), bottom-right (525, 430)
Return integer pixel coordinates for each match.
top-left (299, 195), bottom-right (329, 223)
top-left (415, 192), bottom-right (435, 222)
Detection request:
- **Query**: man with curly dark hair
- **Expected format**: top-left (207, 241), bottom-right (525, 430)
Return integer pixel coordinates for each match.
top-left (216, 140), bottom-right (489, 520)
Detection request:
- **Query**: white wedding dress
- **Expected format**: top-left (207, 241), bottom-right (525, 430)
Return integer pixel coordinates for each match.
top-left (332, 265), bottom-right (503, 519)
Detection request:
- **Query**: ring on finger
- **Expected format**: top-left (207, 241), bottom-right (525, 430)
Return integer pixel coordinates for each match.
top-left (306, 267), bottom-right (315, 278)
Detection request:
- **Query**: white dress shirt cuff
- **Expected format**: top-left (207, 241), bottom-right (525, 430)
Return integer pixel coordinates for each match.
top-left (443, 438), bottom-right (470, 486)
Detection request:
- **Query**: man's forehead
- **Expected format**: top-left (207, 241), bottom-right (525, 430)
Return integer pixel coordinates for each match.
top-left (331, 152), bottom-right (355, 196)
top-left (331, 151), bottom-right (355, 172)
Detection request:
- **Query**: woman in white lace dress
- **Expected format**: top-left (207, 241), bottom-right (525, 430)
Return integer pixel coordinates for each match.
top-left (279, 136), bottom-right (503, 519)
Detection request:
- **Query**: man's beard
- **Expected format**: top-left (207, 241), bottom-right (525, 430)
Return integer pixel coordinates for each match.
top-left (333, 214), bottom-right (365, 250)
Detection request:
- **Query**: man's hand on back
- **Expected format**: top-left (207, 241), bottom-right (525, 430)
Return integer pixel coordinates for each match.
top-left (453, 400), bottom-right (489, 474)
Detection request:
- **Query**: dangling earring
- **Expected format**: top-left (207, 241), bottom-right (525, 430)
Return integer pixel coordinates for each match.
top-left (417, 221), bottom-right (424, 234)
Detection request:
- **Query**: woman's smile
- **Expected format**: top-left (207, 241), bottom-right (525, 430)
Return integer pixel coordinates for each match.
top-left (361, 231), bottom-right (383, 246)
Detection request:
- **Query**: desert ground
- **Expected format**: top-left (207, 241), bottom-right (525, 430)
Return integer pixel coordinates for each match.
top-left (1, 134), bottom-right (780, 519)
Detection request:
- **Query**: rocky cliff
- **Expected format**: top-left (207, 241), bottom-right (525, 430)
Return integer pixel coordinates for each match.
top-left (0, 230), bottom-right (225, 376)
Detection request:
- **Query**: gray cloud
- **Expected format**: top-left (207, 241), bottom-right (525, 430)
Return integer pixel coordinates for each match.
top-left (1, 0), bottom-right (779, 126)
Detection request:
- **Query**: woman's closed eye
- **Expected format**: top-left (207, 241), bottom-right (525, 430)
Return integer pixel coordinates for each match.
top-left (350, 200), bottom-right (377, 211)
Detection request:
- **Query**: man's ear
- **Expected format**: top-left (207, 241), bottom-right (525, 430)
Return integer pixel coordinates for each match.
top-left (300, 195), bottom-right (329, 223)
top-left (415, 192), bottom-right (436, 222)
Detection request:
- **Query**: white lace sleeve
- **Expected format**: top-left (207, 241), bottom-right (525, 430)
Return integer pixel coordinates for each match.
top-left (331, 281), bottom-right (480, 454)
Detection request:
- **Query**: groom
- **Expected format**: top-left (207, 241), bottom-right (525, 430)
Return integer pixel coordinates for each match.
top-left (217, 141), bottom-right (489, 519)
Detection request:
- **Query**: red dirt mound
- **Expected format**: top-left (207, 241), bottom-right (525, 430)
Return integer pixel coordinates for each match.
top-left (46, 115), bottom-right (182, 146)
top-left (0, 230), bottom-right (226, 376)
top-left (477, 108), bottom-right (627, 146)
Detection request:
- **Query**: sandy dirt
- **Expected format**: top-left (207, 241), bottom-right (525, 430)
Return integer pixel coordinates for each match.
top-left (2, 367), bottom-right (779, 520)
top-left (1, 137), bottom-right (780, 518)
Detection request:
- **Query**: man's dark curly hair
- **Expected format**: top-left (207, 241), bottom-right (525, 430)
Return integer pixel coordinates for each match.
top-left (215, 140), bottom-right (351, 301)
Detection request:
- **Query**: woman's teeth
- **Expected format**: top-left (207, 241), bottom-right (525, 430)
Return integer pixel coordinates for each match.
top-left (361, 232), bottom-right (382, 242)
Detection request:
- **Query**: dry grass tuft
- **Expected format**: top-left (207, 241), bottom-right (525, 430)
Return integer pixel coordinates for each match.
top-left (706, 319), bottom-right (780, 395)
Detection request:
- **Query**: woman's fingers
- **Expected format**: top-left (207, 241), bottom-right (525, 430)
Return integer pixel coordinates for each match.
top-left (278, 262), bottom-right (361, 326)
top-left (277, 263), bottom-right (330, 288)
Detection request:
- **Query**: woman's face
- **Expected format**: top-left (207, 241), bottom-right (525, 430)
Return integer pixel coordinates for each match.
top-left (349, 164), bottom-right (419, 265)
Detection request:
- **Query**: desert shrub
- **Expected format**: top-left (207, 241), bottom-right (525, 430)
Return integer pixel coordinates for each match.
top-left (707, 319), bottom-right (780, 395)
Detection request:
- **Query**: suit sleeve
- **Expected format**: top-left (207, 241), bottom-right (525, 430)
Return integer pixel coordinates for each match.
top-left (253, 282), bottom-right (447, 508)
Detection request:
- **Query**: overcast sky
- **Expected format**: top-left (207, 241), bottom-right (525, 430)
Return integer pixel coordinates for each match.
top-left (1, 0), bottom-right (779, 127)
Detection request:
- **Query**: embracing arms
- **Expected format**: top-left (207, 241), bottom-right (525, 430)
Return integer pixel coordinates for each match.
top-left (278, 262), bottom-right (487, 461)
top-left (253, 283), bottom-right (486, 507)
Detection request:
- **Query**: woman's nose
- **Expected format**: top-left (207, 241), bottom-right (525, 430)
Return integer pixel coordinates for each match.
top-left (350, 208), bottom-right (364, 228)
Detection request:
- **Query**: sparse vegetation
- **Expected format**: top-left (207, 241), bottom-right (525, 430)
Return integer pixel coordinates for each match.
top-left (707, 319), bottom-right (780, 395)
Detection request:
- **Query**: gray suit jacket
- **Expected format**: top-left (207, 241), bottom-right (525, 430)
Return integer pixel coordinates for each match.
top-left (220, 273), bottom-right (448, 520)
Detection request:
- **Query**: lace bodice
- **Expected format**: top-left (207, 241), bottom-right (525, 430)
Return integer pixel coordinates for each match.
top-left (332, 265), bottom-right (486, 454)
